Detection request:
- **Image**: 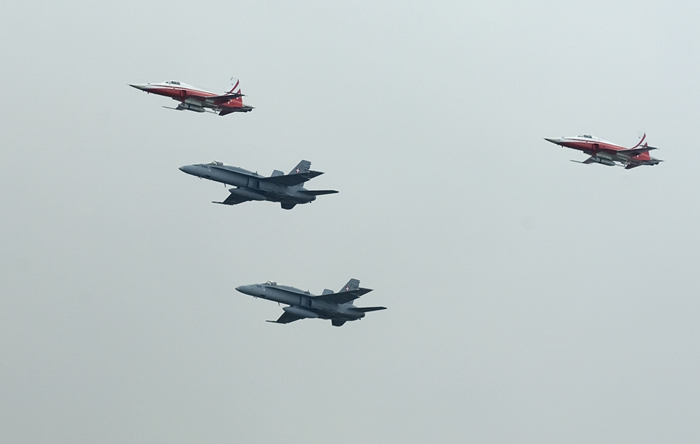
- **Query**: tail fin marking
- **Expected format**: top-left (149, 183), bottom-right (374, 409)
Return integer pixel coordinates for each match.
top-left (289, 160), bottom-right (311, 175)
top-left (631, 132), bottom-right (647, 149)
top-left (340, 278), bottom-right (360, 293)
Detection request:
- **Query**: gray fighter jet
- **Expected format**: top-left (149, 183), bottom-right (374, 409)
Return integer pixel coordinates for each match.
top-left (236, 279), bottom-right (386, 326)
top-left (179, 160), bottom-right (337, 210)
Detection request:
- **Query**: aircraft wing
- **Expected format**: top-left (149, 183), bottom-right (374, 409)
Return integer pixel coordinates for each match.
top-left (301, 190), bottom-right (339, 196)
top-left (354, 306), bottom-right (387, 313)
top-left (597, 146), bottom-right (657, 156)
top-left (213, 194), bottom-right (251, 206)
top-left (315, 288), bottom-right (373, 304)
top-left (260, 171), bottom-right (323, 186)
top-left (205, 92), bottom-right (244, 103)
top-left (577, 157), bottom-right (598, 164)
top-left (267, 311), bottom-right (303, 324)
top-left (615, 146), bottom-right (658, 156)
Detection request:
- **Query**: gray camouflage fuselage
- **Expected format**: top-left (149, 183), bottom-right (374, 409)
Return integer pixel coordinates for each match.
top-left (235, 279), bottom-right (386, 326)
top-left (180, 164), bottom-right (312, 203)
top-left (179, 161), bottom-right (337, 209)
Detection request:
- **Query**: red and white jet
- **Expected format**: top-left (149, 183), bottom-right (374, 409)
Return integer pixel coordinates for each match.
top-left (129, 78), bottom-right (253, 116)
top-left (544, 133), bottom-right (662, 169)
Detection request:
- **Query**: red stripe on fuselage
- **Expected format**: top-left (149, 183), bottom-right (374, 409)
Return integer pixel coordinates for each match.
top-left (142, 85), bottom-right (217, 100)
top-left (144, 86), bottom-right (245, 109)
top-left (557, 140), bottom-right (625, 153)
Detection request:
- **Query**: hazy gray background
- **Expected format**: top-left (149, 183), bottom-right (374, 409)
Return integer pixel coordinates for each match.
top-left (2, 1), bottom-right (700, 442)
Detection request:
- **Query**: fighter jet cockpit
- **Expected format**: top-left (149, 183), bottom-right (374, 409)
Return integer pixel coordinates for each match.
top-left (578, 134), bottom-right (599, 140)
top-left (165, 80), bottom-right (181, 85)
top-left (264, 281), bottom-right (277, 286)
top-left (207, 161), bottom-right (223, 166)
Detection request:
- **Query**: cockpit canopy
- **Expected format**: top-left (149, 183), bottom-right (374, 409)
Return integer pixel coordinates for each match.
top-left (207, 161), bottom-right (223, 166)
top-left (165, 80), bottom-right (181, 85)
top-left (264, 281), bottom-right (277, 286)
top-left (578, 134), bottom-right (599, 140)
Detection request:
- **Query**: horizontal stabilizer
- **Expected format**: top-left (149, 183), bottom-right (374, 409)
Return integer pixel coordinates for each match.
top-left (218, 106), bottom-right (253, 116)
top-left (354, 306), bottom-right (387, 313)
top-left (315, 288), bottom-right (373, 305)
top-left (301, 189), bottom-right (339, 196)
top-left (261, 171), bottom-right (323, 186)
top-left (625, 158), bottom-right (662, 169)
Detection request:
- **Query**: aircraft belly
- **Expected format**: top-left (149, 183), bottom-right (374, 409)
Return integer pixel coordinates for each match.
top-left (258, 182), bottom-right (285, 197)
top-left (283, 306), bottom-right (318, 319)
top-left (183, 97), bottom-right (207, 106)
top-left (309, 301), bottom-right (361, 321)
top-left (287, 190), bottom-right (314, 203)
top-left (339, 309), bottom-right (364, 320)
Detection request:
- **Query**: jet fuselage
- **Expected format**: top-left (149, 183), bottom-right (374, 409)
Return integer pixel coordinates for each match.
top-left (129, 80), bottom-right (253, 114)
top-left (544, 134), bottom-right (662, 169)
top-left (544, 135), bottom-right (623, 153)
top-left (180, 162), bottom-right (317, 205)
top-left (236, 283), bottom-right (367, 321)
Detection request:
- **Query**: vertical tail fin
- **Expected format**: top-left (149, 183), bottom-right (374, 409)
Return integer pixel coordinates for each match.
top-left (339, 279), bottom-right (360, 293)
top-left (631, 132), bottom-right (647, 148)
top-left (226, 77), bottom-right (244, 105)
top-left (289, 160), bottom-right (311, 175)
top-left (226, 77), bottom-right (240, 94)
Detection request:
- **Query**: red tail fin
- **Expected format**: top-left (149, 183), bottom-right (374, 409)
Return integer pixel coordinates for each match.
top-left (226, 78), bottom-right (240, 94)
top-left (631, 132), bottom-right (646, 148)
top-left (226, 78), bottom-right (243, 105)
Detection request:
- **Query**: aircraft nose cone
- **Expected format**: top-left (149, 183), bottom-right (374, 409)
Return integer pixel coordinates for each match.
top-left (544, 137), bottom-right (561, 145)
top-left (179, 165), bottom-right (197, 175)
top-left (129, 83), bottom-right (147, 91)
top-left (236, 285), bottom-right (253, 295)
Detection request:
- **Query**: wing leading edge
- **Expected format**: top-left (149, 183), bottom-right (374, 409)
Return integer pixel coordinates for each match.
top-left (267, 311), bottom-right (303, 324)
top-left (614, 146), bottom-right (658, 156)
top-left (315, 288), bottom-right (373, 304)
top-left (261, 171), bottom-right (324, 186)
top-left (205, 92), bottom-right (244, 103)
top-left (214, 194), bottom-right (251, 206)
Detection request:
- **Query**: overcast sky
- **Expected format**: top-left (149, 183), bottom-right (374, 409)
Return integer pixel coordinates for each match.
top-left (2, 1), bottom-right (700, 443)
